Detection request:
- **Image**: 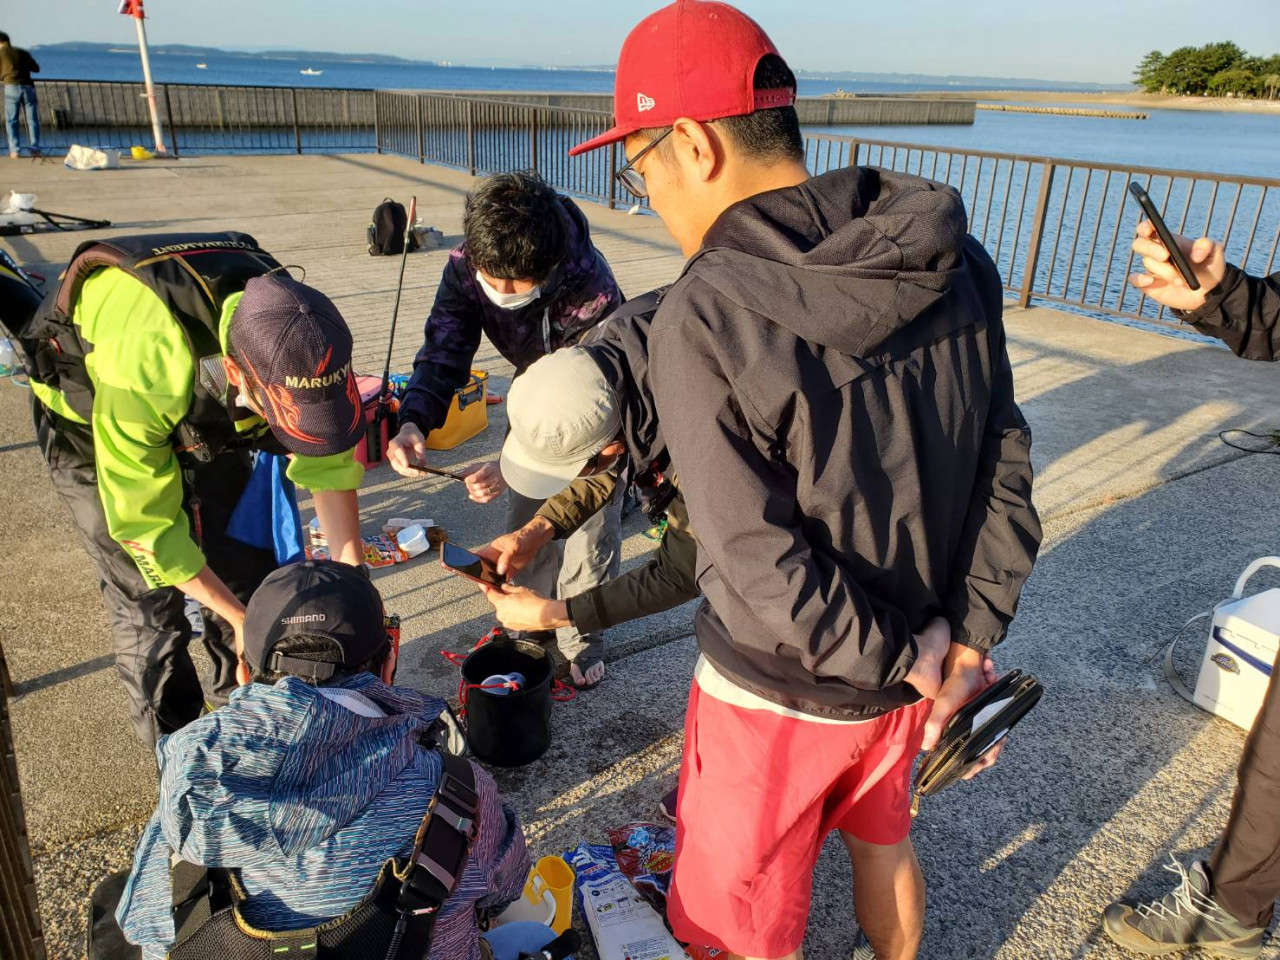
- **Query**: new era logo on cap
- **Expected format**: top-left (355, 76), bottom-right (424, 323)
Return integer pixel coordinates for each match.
top-left (569, 0), bottom-right (796, 157)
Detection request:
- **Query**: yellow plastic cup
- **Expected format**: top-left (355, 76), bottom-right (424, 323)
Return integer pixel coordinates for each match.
top-left (526, 855), bottom-right (575, 934)
top-left (130, 146), bottom-right (155, 161)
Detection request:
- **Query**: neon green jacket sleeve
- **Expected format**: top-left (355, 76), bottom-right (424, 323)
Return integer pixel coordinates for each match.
top-left (77, 270), bottom-right (206, 588)
top-left (286, 450), bottom-right (364, 491)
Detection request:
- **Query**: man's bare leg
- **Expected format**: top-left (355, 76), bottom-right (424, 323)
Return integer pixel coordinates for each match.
top-left (842, 832), bottom-right (925, 960)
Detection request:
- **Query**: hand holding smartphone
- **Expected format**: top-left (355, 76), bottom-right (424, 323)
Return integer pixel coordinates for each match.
top-left (440, 541), bottom-right (507, 588)
top-left (1127, 182), bottom-right (1200, 291)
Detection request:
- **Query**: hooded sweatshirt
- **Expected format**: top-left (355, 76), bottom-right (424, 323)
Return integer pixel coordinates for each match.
top-left (116, 674), bottom-right (528, 960)
top-left (649, 165), bottom-right (1042, 721)
top-left (399, 194), bottom-right (623, 434)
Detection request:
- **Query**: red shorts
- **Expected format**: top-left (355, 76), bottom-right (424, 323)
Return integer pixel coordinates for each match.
top-left (667, 679), bottom-right (930, 958)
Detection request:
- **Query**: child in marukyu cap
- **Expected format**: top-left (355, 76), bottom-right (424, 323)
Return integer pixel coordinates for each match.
top-left (222, 274), bottom-right (365, 457)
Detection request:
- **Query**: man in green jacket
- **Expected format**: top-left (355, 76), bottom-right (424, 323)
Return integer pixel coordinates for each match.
top-left (7, 233), bottom-right (366, 747)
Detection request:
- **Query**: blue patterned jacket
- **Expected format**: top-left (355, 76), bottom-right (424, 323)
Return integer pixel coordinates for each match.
top-left (399, 195), bottom-right (623, 434)
top-left (116, 675), bottom-right (528, 960)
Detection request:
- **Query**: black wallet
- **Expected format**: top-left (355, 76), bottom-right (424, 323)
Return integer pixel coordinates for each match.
top-left (911, 669), bottom-right (1043, 816)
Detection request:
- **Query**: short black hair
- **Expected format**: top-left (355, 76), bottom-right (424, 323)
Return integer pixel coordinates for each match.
top-left (464, 171), bottom-right (567, 282)
top-left (640, 54), bottom-right (804, 165)
top-left (0, 33), bottom-right (10, 44)
top-left (250, 633), bottom-right (389, 687)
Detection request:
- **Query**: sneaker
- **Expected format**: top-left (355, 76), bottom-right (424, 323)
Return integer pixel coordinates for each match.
top-left (657, 787), bottom-right (678, 825)
top-left (850, 930), bottom-right (877, 959)
top-left (1102, 858), bottom-right (1265, 958)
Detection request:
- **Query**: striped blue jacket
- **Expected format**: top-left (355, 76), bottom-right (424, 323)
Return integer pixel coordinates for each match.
top-left (116, 674), bottom-right (528, 960)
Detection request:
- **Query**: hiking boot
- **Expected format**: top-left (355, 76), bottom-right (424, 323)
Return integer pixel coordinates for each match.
top-left (850, 930), bottom-right (876, 959)
top-left (1102, 858), bottom-right (1265, 958)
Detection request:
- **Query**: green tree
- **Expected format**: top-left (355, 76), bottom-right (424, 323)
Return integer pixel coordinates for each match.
top-left (1134, 50), bottom-right (1166, 92)
top-left (1134, 42), bottom-right (1276, 99)
top-left (1208, 68), bottom-right (1259, 97)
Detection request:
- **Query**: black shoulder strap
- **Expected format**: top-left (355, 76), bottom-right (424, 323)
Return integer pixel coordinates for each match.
top-left (396, 754), bottom-right (479, 916)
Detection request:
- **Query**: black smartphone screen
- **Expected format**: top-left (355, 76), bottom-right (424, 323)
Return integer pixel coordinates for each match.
top-left (441, 542), bottom-right (506, 587)
top-left (1127, 181), bottom-right (1201, 291)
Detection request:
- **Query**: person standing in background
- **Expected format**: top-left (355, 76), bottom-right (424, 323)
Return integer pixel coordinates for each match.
top-left (0, 31), bottom-right (41, 159)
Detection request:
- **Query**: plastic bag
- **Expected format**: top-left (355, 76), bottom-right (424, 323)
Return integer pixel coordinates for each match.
top-left (64, 145), bottom-right (120, 171)
top-left (608, 824), bottom-right (723, 960)
top-left (566, 843), bottom-right (688, 960)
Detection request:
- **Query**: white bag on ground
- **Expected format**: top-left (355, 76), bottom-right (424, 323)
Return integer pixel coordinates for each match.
top-left (64, 145), bottom-right (121, 171)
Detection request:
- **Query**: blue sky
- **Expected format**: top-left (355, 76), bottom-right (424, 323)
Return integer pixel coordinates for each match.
top-left (7, 0), bottom-right (1280, 84)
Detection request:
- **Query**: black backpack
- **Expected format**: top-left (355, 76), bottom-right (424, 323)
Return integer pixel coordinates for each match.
top-left (368, 198), bottom-right (419, 256)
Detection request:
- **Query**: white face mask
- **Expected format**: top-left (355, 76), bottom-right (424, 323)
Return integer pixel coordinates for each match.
top-left (477, 271), bottom-right (542, 311)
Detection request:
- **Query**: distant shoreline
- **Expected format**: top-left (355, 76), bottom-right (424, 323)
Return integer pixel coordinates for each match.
top-left (910, 89), bottom-right (1280, 116)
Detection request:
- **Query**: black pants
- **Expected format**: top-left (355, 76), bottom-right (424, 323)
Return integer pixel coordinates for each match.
top-left (1209, 647), bottom-right (1280, 929)
top-left (33, 397), bottom-right (277, 749)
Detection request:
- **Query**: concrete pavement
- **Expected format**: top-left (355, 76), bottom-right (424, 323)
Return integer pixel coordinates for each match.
top-left (1, 152), bottom-right (1278, 958)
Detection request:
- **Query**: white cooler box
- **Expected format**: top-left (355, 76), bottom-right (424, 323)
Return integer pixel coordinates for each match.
top-left (1194, 558), bottom-right (1280, 731)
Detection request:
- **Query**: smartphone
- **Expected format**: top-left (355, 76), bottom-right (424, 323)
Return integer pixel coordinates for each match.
top-left (440, 541), bottom-right (506, 587)
top-left (403, 463), bottom-right (467, 482)
top-left (1127, 182), bottom-right (1201, 291)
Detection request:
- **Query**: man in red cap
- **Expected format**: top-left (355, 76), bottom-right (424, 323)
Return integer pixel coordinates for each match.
top-left (570, 3), bottom-right (1041, 959)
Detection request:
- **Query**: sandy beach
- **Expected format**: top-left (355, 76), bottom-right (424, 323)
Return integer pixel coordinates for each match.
top-left (911, 89), bottom-right (1280, 115)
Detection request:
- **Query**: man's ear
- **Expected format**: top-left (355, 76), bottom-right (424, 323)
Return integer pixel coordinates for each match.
top-left (603, 439), bottom-right (628, 458)
top-left (223, 354), bottom-right (245, 388)
top-left (670, 116), bottom-right (723, 184)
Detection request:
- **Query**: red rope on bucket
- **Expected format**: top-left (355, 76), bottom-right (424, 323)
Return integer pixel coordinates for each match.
top-left (441, 627), bottom-right (578, 714)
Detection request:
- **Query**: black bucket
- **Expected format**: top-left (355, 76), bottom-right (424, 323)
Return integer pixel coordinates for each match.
top-left (461, 639), bottom-right (552, 767)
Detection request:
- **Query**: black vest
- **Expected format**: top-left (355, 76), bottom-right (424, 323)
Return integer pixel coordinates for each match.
top-left (17, 233), bottom-right (282, 465)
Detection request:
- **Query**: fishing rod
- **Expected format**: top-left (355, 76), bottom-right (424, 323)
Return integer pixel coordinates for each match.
top-left (368, 195), bottom-right (416, 463)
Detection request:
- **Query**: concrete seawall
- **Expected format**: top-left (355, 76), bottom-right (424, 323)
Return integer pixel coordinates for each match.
top-left (426, 89), bottom-right (977, 124)
top-left (33, 81), bottom-right (975, 130)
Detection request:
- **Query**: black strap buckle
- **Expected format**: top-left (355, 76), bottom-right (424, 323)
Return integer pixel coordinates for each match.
top-left (395, 755), bottom-right (479, 915)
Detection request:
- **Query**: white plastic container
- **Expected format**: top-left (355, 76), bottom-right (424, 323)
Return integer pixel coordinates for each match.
top-left (396, 524), bottom-right (429, 558)
top-left (1195, 557), bottom-right (1280, 730)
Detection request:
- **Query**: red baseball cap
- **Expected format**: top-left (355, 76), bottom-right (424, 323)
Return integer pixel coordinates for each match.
top-left (568, 0), bottom-right (796, 157)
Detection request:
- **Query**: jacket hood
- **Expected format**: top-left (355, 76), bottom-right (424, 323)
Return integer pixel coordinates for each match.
top-left (586, 288), bottom-right (667, 465)
top-left (689, 166), bottom-right (969, 356)
top-left (152, 675), bottom-right (446, 865)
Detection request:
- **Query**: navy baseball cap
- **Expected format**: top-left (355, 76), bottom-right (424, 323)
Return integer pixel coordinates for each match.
top-left (242, 561), bottom-right (389, 681)
top-left (228, 275), bottom-right (365, 457)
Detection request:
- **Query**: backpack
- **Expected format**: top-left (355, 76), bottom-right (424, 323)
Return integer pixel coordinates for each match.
top-left (368, 198), bottom-right (419, 256)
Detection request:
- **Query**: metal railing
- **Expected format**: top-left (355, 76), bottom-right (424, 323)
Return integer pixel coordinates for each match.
top-left (35, 79), bottom-right (375, 155)
top-left (0, 646), bottom-right (46, 960)
top-left (30, 80), bottom-right (1280, 330)
top-left (374, 92), bottom-right (620, 207)
top-left (814, 137), bottom-right (1280, 329)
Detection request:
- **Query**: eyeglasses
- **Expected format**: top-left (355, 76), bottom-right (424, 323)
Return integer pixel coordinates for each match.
top-left (614, 128), bottom-right (672, 200)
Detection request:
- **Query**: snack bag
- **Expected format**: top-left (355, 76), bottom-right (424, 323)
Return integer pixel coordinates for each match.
top-left (566, 843), bottom-right (688, 960)
top-left (607, 824), bottom-right (725, 960)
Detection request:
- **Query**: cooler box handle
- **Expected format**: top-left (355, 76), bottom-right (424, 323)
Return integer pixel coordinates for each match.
top-left (1232, 556), bottom-right (1280, 600)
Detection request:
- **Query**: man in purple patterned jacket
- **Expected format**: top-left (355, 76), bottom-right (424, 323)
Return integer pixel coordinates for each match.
top-left (389, 172), bottom-right (624, 688)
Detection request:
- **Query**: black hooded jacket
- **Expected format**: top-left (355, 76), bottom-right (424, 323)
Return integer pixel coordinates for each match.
top-left (649, 165), bottom-right (1042, 720)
